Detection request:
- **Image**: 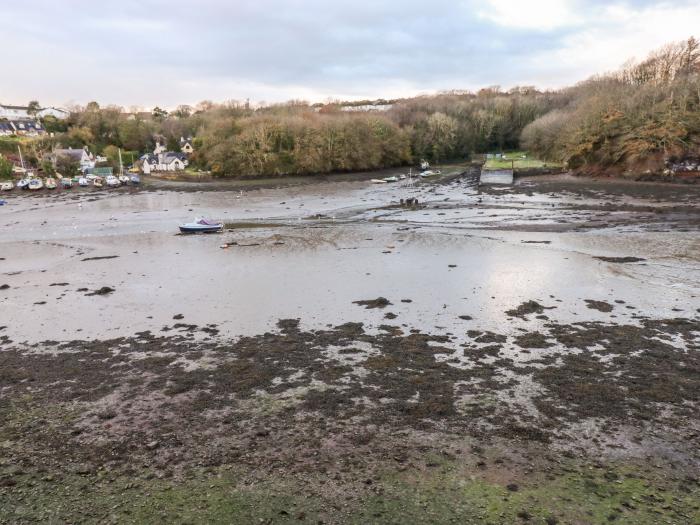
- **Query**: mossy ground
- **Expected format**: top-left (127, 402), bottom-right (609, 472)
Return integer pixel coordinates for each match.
top-left (3, 452), bottom-right (698, 524)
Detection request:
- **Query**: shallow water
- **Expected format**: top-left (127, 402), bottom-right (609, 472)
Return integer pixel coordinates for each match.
top-left (1, 174), bottom-right (698, 344)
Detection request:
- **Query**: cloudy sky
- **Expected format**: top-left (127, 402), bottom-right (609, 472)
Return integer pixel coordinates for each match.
top-left (3, 0), bottom-right (698, 108)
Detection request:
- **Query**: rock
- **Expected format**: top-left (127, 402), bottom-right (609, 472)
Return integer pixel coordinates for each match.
top-left (353, 297), bottom-right (392, 309)
top-left (145, 441), bottom-right (159, 450)
top-left (72, 464), bottom-right (92, 475)
top-left (87, 286), bottom-right (115, 296)
top-left (584, 299), bottom-right (614, 313)
top-left (0, 476), bottom-right (16, 487)
top-left (173, 314), bottom-right (184, 320)
top-left (594, 256), bottom-right (645, 263)
top-left (0, 284), bottom-right (9, 290)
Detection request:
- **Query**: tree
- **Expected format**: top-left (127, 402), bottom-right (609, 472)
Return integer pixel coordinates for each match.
top-left (118, 119), bottom-right (153, 151)
top-left (41, 159), bottom-right (55, 176)
top-left (27, 100), bottom-right (41, 117)
top-left (152, 107), bottom-right (168, 120)
top-left (55, 155), bottom-right (80, 176)
top-left (102, 145), bottom-right (120, 167)
top-left (0, 156), bottom-right (13, 179)
top-left (65, 126), bottom-right (95, 148)
top-left (42, 115), bottom-right (68, 134)
top-left (166, 136), bottom-right (181, 152)
top-left (173, 105), bottom-right (192, 118)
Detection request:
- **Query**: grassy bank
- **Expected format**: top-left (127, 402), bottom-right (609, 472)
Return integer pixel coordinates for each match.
top-left (483, 151), bottom-right (563, 171)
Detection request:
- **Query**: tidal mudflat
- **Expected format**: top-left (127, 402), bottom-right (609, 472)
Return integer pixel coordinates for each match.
top-left (1, 171), bottom-right (699, 523)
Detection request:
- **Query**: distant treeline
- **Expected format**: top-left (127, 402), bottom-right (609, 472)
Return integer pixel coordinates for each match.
top-left (19, 37), bottom-right (699, 177)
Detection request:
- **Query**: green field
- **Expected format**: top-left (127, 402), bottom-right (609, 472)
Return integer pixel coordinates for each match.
top-left (484, 151), bottom-right (561, 171)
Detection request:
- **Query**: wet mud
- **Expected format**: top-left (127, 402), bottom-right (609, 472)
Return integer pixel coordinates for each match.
top-left (1, 172), bottom-right (699, 523)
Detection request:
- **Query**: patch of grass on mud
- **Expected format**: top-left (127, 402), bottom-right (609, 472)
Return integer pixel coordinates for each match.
top-left (3, 459), bottom-right (698, 524)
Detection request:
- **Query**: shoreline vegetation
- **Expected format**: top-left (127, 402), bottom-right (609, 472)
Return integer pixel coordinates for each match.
top-left (1, 37), bottom-right (698, 183)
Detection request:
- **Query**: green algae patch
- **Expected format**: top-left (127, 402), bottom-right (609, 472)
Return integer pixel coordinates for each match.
top-left (2, 458), bottom-right (699, 524)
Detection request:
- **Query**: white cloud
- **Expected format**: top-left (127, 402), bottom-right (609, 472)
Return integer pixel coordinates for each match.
top-left (477, 0), bottom-right (583, 30)
top-left (1, 0), bottom-right (698, 106)
top-left (525, 1), bottom-right (700, 86)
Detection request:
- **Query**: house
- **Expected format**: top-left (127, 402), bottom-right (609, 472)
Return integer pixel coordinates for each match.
top-left (37, 107), bottom-right (69, 120)
top-left (153, 141), bottom-right (167, 155)
top-left (179, 136), bottom-right (194, 154)
top-left (51, 148), bottom-right (95, 172)
top-left (0, 103), bottom-right (67, 123)
top-left (0, 121), bottom-right (14, 136)
top-left (0, 104), bottom-right (31, 120)
top-left (141, 152), bottom-right (188, 173)
top-left (9, 120), bottom-right (44, 136)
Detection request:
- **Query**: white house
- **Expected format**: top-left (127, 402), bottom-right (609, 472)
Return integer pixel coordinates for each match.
top-left (37, 107), bottom-right (69, 120)
top-left (179, 136), bottom-right (194, 154)
top-left (6, 120), bottom-right (45, 136)
top-left (142, 152), bottom-right (188, 173)
top-left (52, 148), bottom-right (95, 172)
top-left (0, 104), bottom-right (31, 120)
top-left (153, 141), bottom-right (167, 155)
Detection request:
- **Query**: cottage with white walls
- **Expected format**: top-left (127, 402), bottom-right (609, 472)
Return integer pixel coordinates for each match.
top-left (51, 148), bottom-right (95, 172)
top-left (141, 152), bottom-right (188, 172)
top-left (37, 107), bottom-right (69, 120)
top-left (0, 104), bottom-right (31, 120)
top-left (0, 104), bottom-right (69, 120)
top-left (179, 136), bottom-right (194, 154)
top-left (7, 120), bottom-right (45, 136)
top-left (153, 141), bottom-right (167, 155)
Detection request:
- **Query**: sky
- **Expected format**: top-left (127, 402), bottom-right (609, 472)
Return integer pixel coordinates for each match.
top-left (2, 0), bottom-right (698, 109)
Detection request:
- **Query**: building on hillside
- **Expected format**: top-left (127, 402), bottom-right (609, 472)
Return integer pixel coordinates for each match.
top-left (9, 120), bottom-right (45, 136)
top-left (37, 107), bottom-right (69, 120)
top-left (0, 104), bottom-right (68, 121)
top-left (51, 148), bottom-right (95, 172)
top-left (179, 136), bottom-right (194, 154)
top-left (0, 104), bottom-right (31, 120)
top-left (0, 121), bottom-right (15, 136)
top-left (340, 104), bottom-right (394, 112)
top-left (141, 152), bottom-right (188, 173)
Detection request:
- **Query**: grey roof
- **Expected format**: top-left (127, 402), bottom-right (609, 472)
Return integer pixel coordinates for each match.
top-left (11, 120), bottom-right (43, 131)
top-left (142, 152), bottom-right (186, 164)
top-left (163, 152), bottom-right (187, 162)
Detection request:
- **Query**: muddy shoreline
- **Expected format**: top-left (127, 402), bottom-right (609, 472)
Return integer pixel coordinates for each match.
top-left (1, 173), bottom-right (699, 523)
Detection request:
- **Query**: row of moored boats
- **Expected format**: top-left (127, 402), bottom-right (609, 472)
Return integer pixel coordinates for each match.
top-left (1, 173), bottom-right (140, 191)
top-left (370, 169), bottom-right (441, 184)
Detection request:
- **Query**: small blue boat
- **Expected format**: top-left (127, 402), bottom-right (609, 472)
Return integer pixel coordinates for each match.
top-left (179, 217), bottom-right (223, 234)
top-left (130, 174), bottom-right (140, 184)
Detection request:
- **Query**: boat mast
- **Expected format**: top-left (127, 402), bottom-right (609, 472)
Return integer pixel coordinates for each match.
top-left (18, 145), bottom-right (25, 170)
top-left (118, 148), bottom-right (123, 177)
